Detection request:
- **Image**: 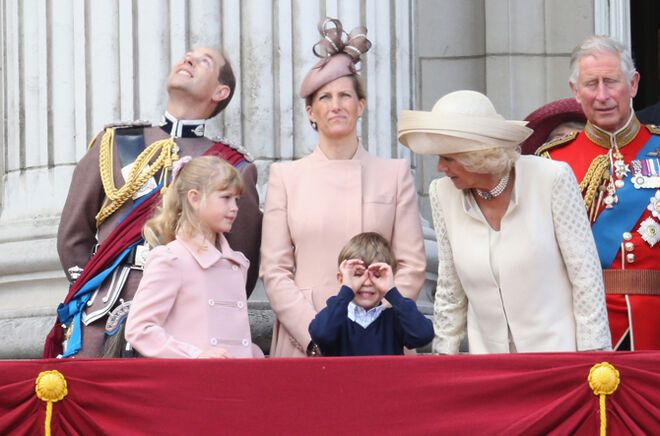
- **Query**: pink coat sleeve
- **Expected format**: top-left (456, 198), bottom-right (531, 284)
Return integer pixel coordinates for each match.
top-left (259, 163), bottom-right (317, 349)
top-left (391, 160), bottom-right (426, 299)
top-left (124, 247), bottom-right (203, 358)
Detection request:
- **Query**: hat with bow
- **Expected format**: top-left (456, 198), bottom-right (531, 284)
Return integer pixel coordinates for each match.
top-left (299, 17), bottom-right (372, 98)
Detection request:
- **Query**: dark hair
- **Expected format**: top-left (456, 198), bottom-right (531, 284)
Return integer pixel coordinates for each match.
top-left (210, 51), bottom-right (236, 118)
top-left (337, 232), bottom-right (396, 273)
top-left (305, 73), bottom-right (366, 112)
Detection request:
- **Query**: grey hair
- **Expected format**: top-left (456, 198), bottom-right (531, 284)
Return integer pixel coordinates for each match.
top-left (454, 147), bottom-right (520, 178)
top-left (569, 35), bottom-right (636, 85)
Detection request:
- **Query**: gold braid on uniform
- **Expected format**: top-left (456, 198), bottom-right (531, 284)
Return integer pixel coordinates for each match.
top-left (578, 154), bottom-right (610, 212)
top-left (96, 127), bottom-right (179, 227)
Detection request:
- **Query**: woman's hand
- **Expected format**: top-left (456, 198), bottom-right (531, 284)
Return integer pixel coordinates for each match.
top-left (339, 259), bottom-right (368, 292)
top-left (198, 348), bottom-right (232, 359)
top-left (367, 262), bottom-right (395, 297)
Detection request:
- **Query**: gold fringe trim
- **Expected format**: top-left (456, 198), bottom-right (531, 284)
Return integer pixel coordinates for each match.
top-left (579, 154), bottom-right (610, 213)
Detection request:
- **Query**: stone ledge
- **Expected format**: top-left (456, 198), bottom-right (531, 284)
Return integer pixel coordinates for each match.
top-left (0, 305), bottom-right (277, 359)
top-left (0, 300), bottom-right (438, 359)
top-left (0, 314), bottom-right (54, 359)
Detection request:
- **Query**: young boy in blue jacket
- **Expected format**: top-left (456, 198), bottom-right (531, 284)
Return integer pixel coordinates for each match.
top-left (308, 232), bottom-right (433, 356)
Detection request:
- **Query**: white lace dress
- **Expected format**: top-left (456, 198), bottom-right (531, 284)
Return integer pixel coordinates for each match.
top-left (430, 156), bottom-right (611, 354)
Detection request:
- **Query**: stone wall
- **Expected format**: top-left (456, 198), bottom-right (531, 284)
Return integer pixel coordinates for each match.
top-left (413, 0), bottom-right (596, 218)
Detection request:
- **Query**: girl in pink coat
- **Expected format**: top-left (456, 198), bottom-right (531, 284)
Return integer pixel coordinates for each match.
top-left (125, 156), bottom-right (263, 358)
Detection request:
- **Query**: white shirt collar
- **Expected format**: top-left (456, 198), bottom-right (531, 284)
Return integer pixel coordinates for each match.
top-left (347, 302), bottom-right (385, 328)
top-left (160, 111), bottom-right (207, 138)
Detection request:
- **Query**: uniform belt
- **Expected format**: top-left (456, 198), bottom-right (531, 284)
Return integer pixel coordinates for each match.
top-left (124, 245), bottom-right (139, 265)
top-left (603, 270), bottom-right (660, 295)
top-left (124, 244), bottom-right (149, 269)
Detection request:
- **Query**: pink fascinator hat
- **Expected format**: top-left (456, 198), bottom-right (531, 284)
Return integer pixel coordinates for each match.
top-left (299, 17), bottom-right (372, 98)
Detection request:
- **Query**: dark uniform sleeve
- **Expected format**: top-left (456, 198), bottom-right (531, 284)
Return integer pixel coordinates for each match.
top-left (308, 285), bottom-right (355, 355)
top-left (225, 162), bottom-right (262, 297)
top-left (385, 287), bottom-right (434, 349)
top-left (57, 133), bottom-right (105, 282)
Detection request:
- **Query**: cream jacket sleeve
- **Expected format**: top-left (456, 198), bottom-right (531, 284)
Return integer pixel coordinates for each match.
top-left (429, 179), bottom-right (468, 354)
top-left (551, 163), bottom-right (612, 351)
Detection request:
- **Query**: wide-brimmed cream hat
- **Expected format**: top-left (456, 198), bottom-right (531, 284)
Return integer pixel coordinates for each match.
top-left (398, 90), bottom-right (533, 155)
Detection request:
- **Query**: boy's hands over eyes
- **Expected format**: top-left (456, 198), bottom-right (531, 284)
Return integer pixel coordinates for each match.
top-left (367, 262), bottom-right (395, 297)
top-left (339, 259), bottom-right (368, 293)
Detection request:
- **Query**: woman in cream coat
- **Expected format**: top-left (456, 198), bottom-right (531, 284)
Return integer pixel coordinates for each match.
top-left (398, 90), bottom-right (611, 354)
top-left (261, 18), bottom-right (426, 357)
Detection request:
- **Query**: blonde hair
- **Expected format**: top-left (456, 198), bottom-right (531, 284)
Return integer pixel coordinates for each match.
top-left (453, 146), bottom-right (520, 178)
top-left (143, 156), bottom-right (243, 246)
top-left (337, 232), bottom-right (396, 273)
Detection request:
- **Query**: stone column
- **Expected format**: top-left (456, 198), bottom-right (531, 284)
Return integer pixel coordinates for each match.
top-left (413, 0), bottom-right (597, 216)
top-left (485, 0), bottom-right (596, 120)
top-left (0, 0), bottom-right (78, 358)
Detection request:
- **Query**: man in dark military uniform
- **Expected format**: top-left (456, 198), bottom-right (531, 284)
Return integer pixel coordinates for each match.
top-left (537, 36), bottom-right (660, 350)
top-left (46, 47), bottom-right (262, 358)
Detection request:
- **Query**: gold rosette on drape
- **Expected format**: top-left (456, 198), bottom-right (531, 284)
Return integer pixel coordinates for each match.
top-left (588, 362), bottom-right (620, 436)
top-left (35, 370), bottom-right (68, 436)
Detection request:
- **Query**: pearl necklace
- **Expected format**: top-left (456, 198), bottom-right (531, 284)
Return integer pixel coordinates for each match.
top-left (474, 173), bottom-right (510, 200)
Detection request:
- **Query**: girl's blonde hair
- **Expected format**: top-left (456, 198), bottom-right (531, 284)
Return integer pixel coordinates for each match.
top-left (143, 156), bottom-right (243, 246)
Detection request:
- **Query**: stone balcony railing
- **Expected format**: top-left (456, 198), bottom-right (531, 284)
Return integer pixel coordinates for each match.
top-left (0, 217), bottom-right (437, 359)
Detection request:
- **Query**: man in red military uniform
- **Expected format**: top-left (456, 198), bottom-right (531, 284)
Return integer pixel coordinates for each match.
top-left (537, 35), bottom-right (660, 350)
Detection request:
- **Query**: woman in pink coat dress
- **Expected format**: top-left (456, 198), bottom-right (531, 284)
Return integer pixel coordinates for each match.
top-left (260, 18), bottom-right (426, 357)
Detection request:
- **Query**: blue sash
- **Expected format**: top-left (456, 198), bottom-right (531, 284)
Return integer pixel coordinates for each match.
top-left (591, 134), bottom-right (660, 267)
top-left (59, 243), bottom-right (138, 357)
top-left (58, 184), bottom-right (161, 357)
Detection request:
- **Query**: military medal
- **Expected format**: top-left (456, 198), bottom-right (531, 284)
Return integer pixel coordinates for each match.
top-left (603, 182), bottom-right (617, 208)
top-left (632, 160), bottom-right (645, 188)
top-left (612, 150), bottom-right (629, 188)
top-left (637, 216), bottom-right (659, 247)
top-left (603, 147), bottom-right (628, 207)
top-left (631, 158), bottom-right (660, 189)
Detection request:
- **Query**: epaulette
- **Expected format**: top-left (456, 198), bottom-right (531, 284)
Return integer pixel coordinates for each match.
top-left (534, 130), bottom-right (579, 156)
top-left (103, 119), bottom-right (152, 130)
top-left (88, 120), bottom-right (152, 151)
top-left (211, 135), bottom-right (255, 162)
top-left (645, 124), bottom-right (660, 135)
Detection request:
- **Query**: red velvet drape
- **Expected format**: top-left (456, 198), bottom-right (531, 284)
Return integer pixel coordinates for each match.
top-left (1, 352), bottom-right (658, 435)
